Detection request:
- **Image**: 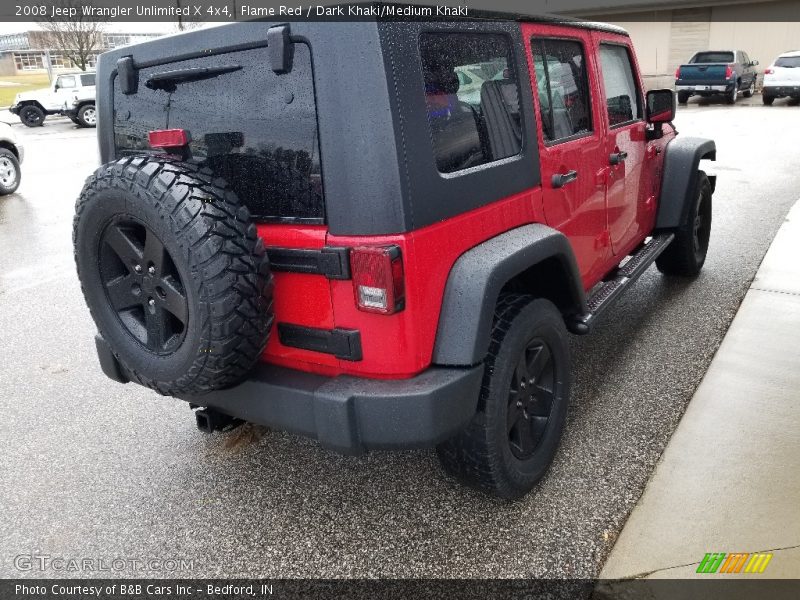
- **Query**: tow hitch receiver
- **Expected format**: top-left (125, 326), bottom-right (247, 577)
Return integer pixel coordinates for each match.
top-left (195, 408), bottom-right (243, 434)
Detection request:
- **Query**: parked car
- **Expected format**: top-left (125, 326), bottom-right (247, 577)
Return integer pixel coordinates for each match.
top-left (0, 122), bottom-right (23, 195)
top-left (9, 71), bottom-right (96, 127)
top-left (675, 50), bottom-right (758, 104)
top-left (74, 16), bottom-right (715, 499)
top-left (762, 50), bottom-right (800, 105)
top-left (63, 88), bottom-right (98, 128)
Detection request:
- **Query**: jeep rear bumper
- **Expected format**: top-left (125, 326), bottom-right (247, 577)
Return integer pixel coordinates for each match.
top-left (95, 335), bottom-right (482, 454)
top-left (763, 85), bottom-right (800, 97)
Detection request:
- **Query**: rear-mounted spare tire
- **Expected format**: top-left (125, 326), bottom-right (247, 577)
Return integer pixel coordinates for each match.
top-left (73, 156), bottom-right (274, 396)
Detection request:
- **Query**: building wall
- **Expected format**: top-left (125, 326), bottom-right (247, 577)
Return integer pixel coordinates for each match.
top-left (585, 0), bottom-right (800, 89)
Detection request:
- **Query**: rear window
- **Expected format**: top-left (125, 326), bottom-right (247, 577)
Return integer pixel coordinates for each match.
top-left (775, 56), bottom-right (800, 68)
top-left (691, 52), bottom-right (734, 63)
top-left (419, 32), bottom-right (522, 174)
top-left (114, 43), bottom-right (323, 223)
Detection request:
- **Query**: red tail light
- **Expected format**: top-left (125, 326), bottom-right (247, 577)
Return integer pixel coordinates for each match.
top-left (725, 65), bottom-right (734, 79)
top-left (764, 68), bottom-right (774, 75)
top-left (350, 246), bottom-right (405, 315)
top-left (148, 128), bottom-right (189, 149)
top-left (675, 67), bottom-right (681, 79)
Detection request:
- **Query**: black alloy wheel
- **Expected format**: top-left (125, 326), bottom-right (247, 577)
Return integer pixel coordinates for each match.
top-left (99, 218), bottom-right (188, 355)
top-left (507, 338), bottom-right (557, 460)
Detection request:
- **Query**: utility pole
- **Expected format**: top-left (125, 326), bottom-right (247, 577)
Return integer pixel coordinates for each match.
top-left (43, 48), bottom-right (54, 83)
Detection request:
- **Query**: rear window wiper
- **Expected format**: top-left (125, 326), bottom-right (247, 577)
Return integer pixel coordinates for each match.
top-left (145, 65), bottom-right (243, 93)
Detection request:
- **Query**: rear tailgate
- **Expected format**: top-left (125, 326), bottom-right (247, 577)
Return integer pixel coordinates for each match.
top-left (677, 63), bottom-right (730, 85)
top-left (765, 55), bottom-right (800, 87)
top-left (112, 42), bottom-right (340, 372)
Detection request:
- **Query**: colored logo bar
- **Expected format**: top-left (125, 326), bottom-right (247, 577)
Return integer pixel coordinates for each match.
top-left (697, 552), bottom-right (773, 574)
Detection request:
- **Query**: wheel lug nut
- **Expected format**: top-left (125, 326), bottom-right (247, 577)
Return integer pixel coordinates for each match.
top-left (148, 266), bottom-right (155, 275)
top-left (516, 400), bottom-right (523, 408)
top-left (134, 264), bottom-right (142, 273)
top-left (148, 298), bottom-right (155, 306)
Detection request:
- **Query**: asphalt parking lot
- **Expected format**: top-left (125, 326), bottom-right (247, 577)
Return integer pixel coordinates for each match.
top-left (2, 94), bottom-right (799, 579)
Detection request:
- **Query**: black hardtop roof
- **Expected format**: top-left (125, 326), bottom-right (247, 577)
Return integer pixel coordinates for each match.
top-left (341, 2), bottom-right (629, 36)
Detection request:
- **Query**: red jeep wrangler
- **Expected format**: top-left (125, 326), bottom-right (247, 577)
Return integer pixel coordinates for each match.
top-left (74, 13), bottom-right (715, 498)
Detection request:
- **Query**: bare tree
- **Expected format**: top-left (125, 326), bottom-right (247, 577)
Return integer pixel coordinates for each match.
top-left (38, 1), bottom-right (106, 71)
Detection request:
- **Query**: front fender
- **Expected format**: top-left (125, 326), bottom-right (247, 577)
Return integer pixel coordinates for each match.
top-left (656, 136), bottom-right (716, 230)
top-left (432, 224), bottom-right (586, 366)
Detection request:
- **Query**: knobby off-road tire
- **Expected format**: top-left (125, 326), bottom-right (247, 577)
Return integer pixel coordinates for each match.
top-left (19, 104), bottom-right (45, 127)
top-left (74, 156), bottom-right (274, 396)
top-left (437, 295), bottom-right (571, 499)
top-left (656, 171), bottom-right (712, 277)
top-left (677, 91), bottom-right (691, 105)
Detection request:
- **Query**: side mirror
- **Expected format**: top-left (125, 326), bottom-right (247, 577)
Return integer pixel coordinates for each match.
top-left (752, 60), bottom-right (759, 66)
top-left (646, 89), bottom-right (675, 124)
top-left (53, 83), bottom-right (60, 90)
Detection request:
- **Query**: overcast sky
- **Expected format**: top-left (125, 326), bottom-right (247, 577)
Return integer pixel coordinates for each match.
top-left (0, 21), bottom-right (180, 35)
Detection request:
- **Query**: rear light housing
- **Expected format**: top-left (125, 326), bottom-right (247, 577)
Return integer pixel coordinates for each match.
top-left (725, 65), bottom-right (734, 79)
top-left (148, 128), bottom-right (189, 149)
top-left (350, 246), bottom-right (405, 315)
top-left (675, 67), bottom-right (681, 79)
top-left (764, 68), bottom-right (774, 75)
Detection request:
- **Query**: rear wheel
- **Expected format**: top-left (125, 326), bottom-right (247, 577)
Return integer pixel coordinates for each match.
top-left (762, 94), bottom-right (775, 106)
top-left (437, 295), bottom-right (571, 499)
top-left (656, 171), bottom-right (712, 277)
top-left (74, 157), bottom-right (274, 396)
top-left (677, 91), bottom-right (691, 105)
top-left (743, 80), bottom-right (755, 98)
top-left (19, 104), bottom-right (45, 127)
top-left (726, 82), bottom-right (738, 104)
top-left (76, 104), bottom-right (97, 128)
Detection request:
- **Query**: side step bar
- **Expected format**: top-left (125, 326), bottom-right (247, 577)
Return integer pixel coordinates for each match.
top-left (568, 233), bottom-right (675, 334)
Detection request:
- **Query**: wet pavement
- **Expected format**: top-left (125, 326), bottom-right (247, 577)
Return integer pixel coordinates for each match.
top-left (1, 94), bottom-right (799, 578)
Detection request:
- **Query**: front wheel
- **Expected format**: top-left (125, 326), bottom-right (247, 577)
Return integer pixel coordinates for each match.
top-left (743, 80), bottom-right (755, 98)
top-left (19, 105), bottom-right (45, 127)
top-left (437, 295), bottom-right (571, 499)
top-left (656, 171), bottom-right (712, 277)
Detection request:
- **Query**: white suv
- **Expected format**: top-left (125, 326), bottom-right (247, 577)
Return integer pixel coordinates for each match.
top-left (9, 71), bottom-right (96, 127)
top-left (762, 51), bottom-right (800, 105)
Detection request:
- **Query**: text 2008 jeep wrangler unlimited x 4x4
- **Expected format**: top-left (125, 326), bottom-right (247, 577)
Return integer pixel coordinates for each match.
top-left (74, 12), bottom-right (716, 498)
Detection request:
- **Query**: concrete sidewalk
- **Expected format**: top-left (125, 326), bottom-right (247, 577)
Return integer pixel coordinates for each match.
top-left (599, 200), bottom-right (800, 583)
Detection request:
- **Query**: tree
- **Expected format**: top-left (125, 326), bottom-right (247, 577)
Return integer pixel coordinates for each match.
top-left (39, 1), bottom-right (106, 71)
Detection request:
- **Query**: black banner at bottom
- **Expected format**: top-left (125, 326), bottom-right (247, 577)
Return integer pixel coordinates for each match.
top-left (3, 579), bottom-right (800, 600)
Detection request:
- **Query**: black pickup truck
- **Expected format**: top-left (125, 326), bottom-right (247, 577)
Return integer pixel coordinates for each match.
top-left (675, 50), bottom-right (759, 104)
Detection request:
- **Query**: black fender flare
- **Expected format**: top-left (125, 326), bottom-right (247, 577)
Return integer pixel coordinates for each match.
top-left (432, 224), bottom-right (586, 366)
top-left (655, 136), bottom-right (716, 230)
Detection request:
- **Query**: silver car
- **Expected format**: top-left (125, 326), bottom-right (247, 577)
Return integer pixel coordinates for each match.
top-left (0, 121), bottom-right (23, 195)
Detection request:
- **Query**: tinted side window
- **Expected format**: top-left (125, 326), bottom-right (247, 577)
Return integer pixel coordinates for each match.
top-left (114, 43), bottom-right (323, 223)
top-left (81, 73), bottom-right (95, 86)
top-left (531, 38), bottom-right (592, 143)
top-left (419, 32), bottom-right (522, 174)
top-left (599, 44), bottom-right (642, 127)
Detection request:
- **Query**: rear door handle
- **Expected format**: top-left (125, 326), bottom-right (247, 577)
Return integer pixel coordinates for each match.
top-left (609, 151), bottom-right (628, 165)
top-left (551, 170), bottom-right (578, 188)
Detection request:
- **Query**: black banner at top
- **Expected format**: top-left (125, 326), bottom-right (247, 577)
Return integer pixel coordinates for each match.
top-left (3, 0), bottom-right (800, 22)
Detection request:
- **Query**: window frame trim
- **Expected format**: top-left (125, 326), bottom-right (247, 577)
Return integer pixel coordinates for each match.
top-left (530, 35), bottom-right (596, 148)
top-left (597, 41), bottom-right (644, 130)
top-left (417, 29), bottom-right (526, 177)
